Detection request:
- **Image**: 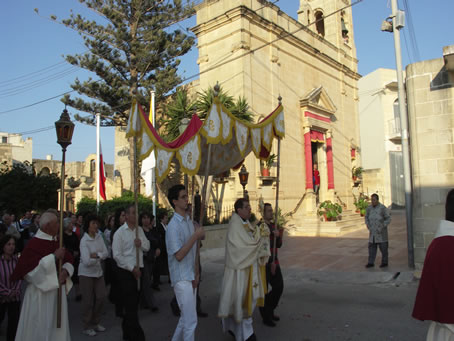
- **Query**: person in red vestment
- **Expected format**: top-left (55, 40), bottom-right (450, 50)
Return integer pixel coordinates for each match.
top-left (11, 211), bottom-right (74, 341)
top-left (412, 189), bottom-right (454, 340)
top-left (313, 163), bottom-right (320, 203)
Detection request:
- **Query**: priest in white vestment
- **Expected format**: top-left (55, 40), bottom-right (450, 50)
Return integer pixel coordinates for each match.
top-left (11, 211), bottom-right (74, 341)
top-left (218, 198), bottom-right (270, 341)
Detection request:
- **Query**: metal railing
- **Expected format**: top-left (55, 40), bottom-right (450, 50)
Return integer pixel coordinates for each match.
top-left (204, 204), bottom-right (234, 225)
top-left (388, 118), bottom-right (401, 137)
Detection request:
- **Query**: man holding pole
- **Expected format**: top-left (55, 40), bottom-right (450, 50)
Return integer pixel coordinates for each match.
top-left (112, 204), bottom-right (150, 341)
top-left (259, 203), bottom-right (284, 327)
top-left (166, 184), bottom-right (205, 341)
top-left (11, 211), bottom-right (74, 341)
top-left (218, 198), bottom-right (270, 341)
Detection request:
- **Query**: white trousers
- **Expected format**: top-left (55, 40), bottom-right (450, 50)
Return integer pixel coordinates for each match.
top-left (427, 322), bottom-right (454, 341)
top-left (172, 281), bottom-right (197, 341)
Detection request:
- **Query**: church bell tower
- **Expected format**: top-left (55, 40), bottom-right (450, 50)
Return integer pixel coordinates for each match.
top-left (298, 0), bottom-right (356, 58)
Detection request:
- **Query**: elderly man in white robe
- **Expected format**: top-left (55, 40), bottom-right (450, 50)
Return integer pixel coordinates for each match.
top-left (218, 198), bottom-right (270, 341)
top-left (11, 211), bottom-right (74, 341)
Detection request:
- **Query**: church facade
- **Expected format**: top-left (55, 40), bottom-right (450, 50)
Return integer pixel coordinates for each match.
top-left (189, 0), bottom-right (362, 230)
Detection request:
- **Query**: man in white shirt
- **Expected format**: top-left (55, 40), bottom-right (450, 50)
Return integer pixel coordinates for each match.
top-left (166, 184), bottom-right (205, 341)
top-left (112, 204), bottom-right (150, 341)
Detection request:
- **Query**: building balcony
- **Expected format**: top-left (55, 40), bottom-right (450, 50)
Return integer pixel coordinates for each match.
top-left (387, 118), bottom-right (402, 143)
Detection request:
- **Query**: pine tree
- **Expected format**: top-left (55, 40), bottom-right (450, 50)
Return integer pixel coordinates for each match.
top-left (59, 0), bottom-right (195, 126)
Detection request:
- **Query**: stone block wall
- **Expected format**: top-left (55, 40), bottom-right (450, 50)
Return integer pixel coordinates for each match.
top-left (406, 55), bottom-right (454, 269)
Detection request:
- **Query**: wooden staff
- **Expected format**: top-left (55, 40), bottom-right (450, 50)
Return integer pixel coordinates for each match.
top-left (133, 135), bottom-right (140, 290)
top-left (57, 147), bottom-right (67, 328)
top-left (191, 175), bottom-right (195, 221)
top-left (195, 143), bottom-right (212, 292)
top-left (272, 115), bottom-right (282, 263)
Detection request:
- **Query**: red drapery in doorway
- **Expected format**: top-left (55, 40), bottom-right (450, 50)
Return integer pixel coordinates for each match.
top-left (304, 132), bottom-right (313, 190)
top-left (310, 130), bottom-right (325, 143)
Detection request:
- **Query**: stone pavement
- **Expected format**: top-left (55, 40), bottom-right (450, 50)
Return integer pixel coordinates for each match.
top-left (280, 209), bottom-right (412, 276)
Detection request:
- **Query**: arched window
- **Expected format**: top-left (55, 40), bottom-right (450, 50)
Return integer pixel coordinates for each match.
top-left (393, 99), bottom-right (400, 120)
top-left (341, 18), bottom-right (349, 43)
top-left (315, 11), bottom-right (325, 37)
top-left (307, 10), bottom-right (310, 25)
top-left (90, 159), bottom-right (95, 179)
top-left (40, 167), bottom-right (50, 176)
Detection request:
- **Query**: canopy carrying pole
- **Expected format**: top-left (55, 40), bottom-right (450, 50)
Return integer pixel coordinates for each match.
top-left (195, 143), bottom-right (212, 292)
top-left (57, 147), bottom-right (66, 328)
top-left (191, 175), bottom-right (195, 221)
top-left (272, 95), bottom-right (283, 263)
top-left (96, 113), bottom-right (101, 213)
top-left (133, 135), bottom-right (140, 290)
top-left (151, 90), bottom-right (157, 217)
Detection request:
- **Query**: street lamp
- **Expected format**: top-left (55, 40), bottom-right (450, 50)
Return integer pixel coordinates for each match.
top-left (54, 108), bottom-right (74, 328)
top-left (238, 164), bottom-right (249, 199)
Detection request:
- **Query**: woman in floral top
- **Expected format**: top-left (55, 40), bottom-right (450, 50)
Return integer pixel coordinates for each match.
top-left (0, 235), bottom-right (21, 341)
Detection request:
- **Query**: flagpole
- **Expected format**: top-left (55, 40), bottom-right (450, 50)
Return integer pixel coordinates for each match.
top-left (151, 90), bottom-right (157, 217)
top-left (96, 112), bottom-right (101, 214)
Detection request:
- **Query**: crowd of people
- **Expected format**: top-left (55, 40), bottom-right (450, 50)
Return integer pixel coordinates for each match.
top-left (0, 183), bottom-right (286, 341)
top-left (0, 203), bottom-right (175, 341)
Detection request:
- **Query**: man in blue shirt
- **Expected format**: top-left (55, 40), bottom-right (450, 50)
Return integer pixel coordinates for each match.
top-left (166, 184), bottom-right (205, 341)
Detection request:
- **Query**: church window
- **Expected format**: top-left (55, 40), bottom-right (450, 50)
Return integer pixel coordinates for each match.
top-left (90, 159), bottom-right (95, 179)
top-left (315, 11), bottom-right (325, 37)
top-left (341, 18), bottom-right (349, 43)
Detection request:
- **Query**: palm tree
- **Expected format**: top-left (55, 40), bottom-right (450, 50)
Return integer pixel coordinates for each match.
top-left (230, 96), bottom-right (253, 122)
top-left (160, 86), bottom-right (196, 142)
top-left (195, 86), bottom-right (234, 119)
top-left (195, 86), bottom-right (253, 122)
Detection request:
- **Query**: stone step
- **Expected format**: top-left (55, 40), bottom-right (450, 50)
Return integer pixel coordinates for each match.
top-left (288, 222), bottom-right (366, 237)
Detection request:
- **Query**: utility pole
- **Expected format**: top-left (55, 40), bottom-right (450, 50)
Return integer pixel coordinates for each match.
top-left (385, 0), bottom-right (414, 268)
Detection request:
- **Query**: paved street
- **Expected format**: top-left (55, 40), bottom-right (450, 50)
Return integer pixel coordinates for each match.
top-left (4, 210), bottom-right (430, 341)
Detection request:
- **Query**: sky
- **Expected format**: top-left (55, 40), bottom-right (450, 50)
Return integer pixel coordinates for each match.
top-left (1, 0), bottom-right (453, 164)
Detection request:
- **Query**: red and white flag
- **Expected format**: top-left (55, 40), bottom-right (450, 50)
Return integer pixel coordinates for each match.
top-left (99, 142), bottom-right (107, 200)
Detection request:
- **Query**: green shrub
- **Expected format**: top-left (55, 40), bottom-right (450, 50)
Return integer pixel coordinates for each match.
top-left (76, 192), bottom-right (170, 225)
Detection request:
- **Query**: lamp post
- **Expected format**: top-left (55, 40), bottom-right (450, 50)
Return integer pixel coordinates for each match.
top-left (238, 164), bottom-right (249, 199)
top-left (54, 108), bottom-right (74, 328)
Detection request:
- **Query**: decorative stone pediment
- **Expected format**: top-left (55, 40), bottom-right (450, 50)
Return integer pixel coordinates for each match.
top-left (300, 86), bottom-right (337, 115)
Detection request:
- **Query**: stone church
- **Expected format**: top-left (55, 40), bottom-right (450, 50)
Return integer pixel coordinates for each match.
top-left (41, 0), bottom-right (364, 234)
top-left (179, 0), bottom-right (363, 233)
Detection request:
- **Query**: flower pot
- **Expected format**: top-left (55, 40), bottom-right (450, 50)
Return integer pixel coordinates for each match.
top-left (261, 168), bottom-right (270, 177)
top-left (352, 176), bottom-right (358, 181)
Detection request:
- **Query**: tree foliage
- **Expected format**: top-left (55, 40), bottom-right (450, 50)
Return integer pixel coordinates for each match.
top-left (0, 162), bottom-right (60, 216)
top-left (58, 0), bottom-right (195, 126)
top-left (76, 191), bottom-right (170, 224)
top-left (161, 85), bottom-right (254, 142)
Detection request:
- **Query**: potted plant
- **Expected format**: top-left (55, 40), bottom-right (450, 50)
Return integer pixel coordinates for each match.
top-left (261, 153), bottom-right (277, 177)
top-left (355, 197), bottom-right (369, 216)
top-left (317, 200), bottom-right (343, 221)
top-left (352, 166), bottom-right (363, 182)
